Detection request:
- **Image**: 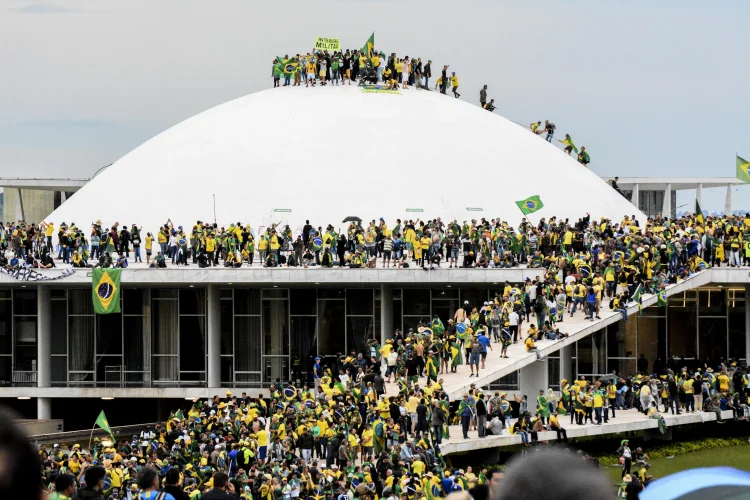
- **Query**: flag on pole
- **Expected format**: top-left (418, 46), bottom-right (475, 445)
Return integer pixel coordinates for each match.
top-left (657, 289), bottom-right (667, 308)
top-left (92, 269), bottom-right (121, 314)
top-left (515, 195), bottom-right (544, 215)
top-left (95, 410), bottom-right (115, 441)
top-left (361, 32), bottom-right (375, 59)
top-left (695, 198), bottom-right (705, 225)
top-left (630, 284), bottom-right (643, 314)
top-left (736, 155), bottom-right (750, 184)
top-left (277, 56), bottom-right (299, 76)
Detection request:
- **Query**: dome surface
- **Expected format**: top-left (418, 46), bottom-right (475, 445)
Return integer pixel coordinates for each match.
top-left (48, 86), bottom-right (642, 233)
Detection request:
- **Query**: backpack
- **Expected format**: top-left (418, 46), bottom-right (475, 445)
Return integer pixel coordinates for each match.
top-left (548, 122), bottom-right (556, 131)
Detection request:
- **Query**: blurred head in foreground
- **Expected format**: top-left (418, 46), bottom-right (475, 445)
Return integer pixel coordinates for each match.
top-left (0, 408), bottom-right (42, 500)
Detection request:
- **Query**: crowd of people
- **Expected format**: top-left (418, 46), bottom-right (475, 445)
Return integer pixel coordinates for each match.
top-left (4, 209), bottom-right (750, 278)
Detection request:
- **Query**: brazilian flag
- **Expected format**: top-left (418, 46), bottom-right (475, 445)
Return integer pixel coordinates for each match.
top-left (277, 56), bottom-right (299, 75)
top-left (695, 198), bottom-right (704, 225)
top-left (284, 386), bottom-right (297, 400)
top-left (95, 410), bottom-right (115, 441)
top-left (361, 32), bottom-right (375, 59)
top-left (657, 289), bottom-right (668, 308)
top-left (515, 195), bottom-right (544, 215)
top-left (92, 269), bottom-right (121, 314)
top-left (736, 155), bottom-right (750, 184)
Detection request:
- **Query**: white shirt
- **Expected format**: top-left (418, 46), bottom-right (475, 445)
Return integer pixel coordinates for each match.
top-left (509, 311), bottom-right (519, 326)
top-left (564, 275), bottom-right (577, 285)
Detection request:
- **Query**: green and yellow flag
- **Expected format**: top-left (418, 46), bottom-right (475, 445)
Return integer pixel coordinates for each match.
top-left (92, 268), bottom-right (121, 314)
top-left (695, 198), bottom-right (704, 225)
top-left (95, 410), bottom-right (115, 441)
top-left (562, 135), bottom-right (578, 153)
top-left (515, 195), bottom-right (544, 215)
top-left (277, 56), bottom-right (299, 75)
top-left (657, 289), bottom-right (668, 308)
top-left (737, 155), bottom-right (750, 184)
top-left (361, 32), bottom-right (375, 59)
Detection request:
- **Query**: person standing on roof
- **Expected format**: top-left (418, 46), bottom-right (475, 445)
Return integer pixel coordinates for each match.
top-left (480, 85), bottom-right (487, 108)
top-left (451, 72), bottom-right (460, 98)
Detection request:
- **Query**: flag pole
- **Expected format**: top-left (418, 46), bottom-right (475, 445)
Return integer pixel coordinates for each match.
top-left (88, 422), bottom-right (97, 452)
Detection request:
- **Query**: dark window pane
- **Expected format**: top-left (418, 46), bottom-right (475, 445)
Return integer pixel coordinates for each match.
top-left (152, 289), bottom-right (178, 299)
top-left (290, 289), bottom-right (316, 315)
top-left (51, 300), bottom-right (67, 355)
top-left (403, 289), bottom-right (430, 316)
top-left (96, 355), bottom-right (122, 387)
top-left (14, 317), bottom-right (37, 346)
top-left (460, 289), bottom-right (488, 312)
top-left (699, 317), bottom-right (727, 364)
top-left (728, 303), bottom-right (746, 360)
top-left (69, 316), bottom-right (94, 375)
top-left (668, 302), bottom-right (697, 359)
top-left (234, 289), bottom-right (260, 315)
top-left (432, 299), bottom-right (459, 326)
top-left (347, 316), bottom-right (374, 356)
top-left (235, 316), bottom-right (261, 372)
top-left (68, 289), bottom-right (93, 315)
top-left (97, 314), bottom-right (122, 355)
top-left (607, 359), bottom-right (636, 378)
top-left (607, 322), bottom-right (636, 358)
top-left (152, 300), bottom-right (178, 355)
top-left (221, 356), bottom-right (233, 384)
top-left (123, 317), bottom-right (147, 372)
top-left (347, 289), bottom-right (373, 315)
top-left (698, 289), bottom-right (727, 316)
top-left (13, 290), bottom-right (37, 315)
top-left (180, 288), bottom-right (206, 315)
top-left (318, 300), bottom-right (345, 356)
top-left (51, 356), bottom-right (67, 384)
top-left (728, 288), bottom-right (744, 307)
top-left (180, 316), bottom-right (206, 371)
top-left (0, 301), bottom-right (10, 355)
top-left (637, 317), bottom-right (666, 371)
top-left (432, 288), bottom-right (459, 299)
top-left (220, 288), bottom-right (232, 299)
top-left (318, 289), bottom-right (344, 299)
top-left (51, 289), bottom-right (66, 299)
top-left (123, 289), bottom-right (146, 315)
top-left (577, 338), bottom-right (593, 375)
top-left (264, 357), bottom-right (289, 383)
top-left (263, 289), bottom-right (288, 299)
top-left (0, 357), bottom-right (11, 386)
top-left (291, 317), bottom-right (317, 383)
top-left (263, 300), bottom-right (289, 356)
top-left (152, 357), bottom-right (177, 383)
top-left (548, 358), bottom-right (560, 389)
top-left (220, 300), bottom-right (233, 355)
top-left (593, 330), bottom-right (607, 374)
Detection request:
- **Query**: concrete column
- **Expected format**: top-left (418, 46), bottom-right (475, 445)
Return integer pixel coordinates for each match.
top-left (207, 285), bottom-right (221, 388)
top-left (696, 183), bottom-right (703, 207)
top-left (519, 358), bottom-right (549, 404)
top-left (559, 344), bottom-right (575, 386)
top-left (37, 397), bottom-right (52, 420)
top-left (60, 191), bottom-right (67, 203)
top-left (37, 286), bottom-right (51, 388)
top-left (15, 188), bottom-right (25, 222)
top-left (630, 183), bottom-right (639, 210)
top-left (745, 285), bottom-right (750, 364)
top-left (662, 183), bottom-right (672, 219)
top-left (725, 185), bottom-right (733, 217)
top-left (380, 285), bottom-right (393, 345)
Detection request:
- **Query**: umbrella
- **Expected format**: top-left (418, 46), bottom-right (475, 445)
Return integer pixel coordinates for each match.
top-left (342, 216), bottom-right (362, 223)
top-left (641, 467), bottom-right (750, 500)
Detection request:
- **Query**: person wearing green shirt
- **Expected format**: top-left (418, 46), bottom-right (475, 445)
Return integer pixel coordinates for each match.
top-left (273, 58), bottom-right (282, 88)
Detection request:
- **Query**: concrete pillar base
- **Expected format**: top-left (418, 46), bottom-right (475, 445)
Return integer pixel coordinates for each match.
top-left (519, 356), bottom-right (549, 408)
top-left (37, 397), bottom-right (52, 420)
top-left (207, 285), bottom-right (221, 388)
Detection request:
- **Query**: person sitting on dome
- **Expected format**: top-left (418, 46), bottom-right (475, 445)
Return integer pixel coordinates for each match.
top-left (265, 251), bottom-right (278, 268)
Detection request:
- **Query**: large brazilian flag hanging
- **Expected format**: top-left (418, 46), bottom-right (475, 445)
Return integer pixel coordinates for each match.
top-left (92, 268), bottom-right (121, 314)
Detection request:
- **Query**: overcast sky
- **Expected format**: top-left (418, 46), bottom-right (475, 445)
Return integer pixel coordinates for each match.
top-left (1, 0), bottom-right (748, 211)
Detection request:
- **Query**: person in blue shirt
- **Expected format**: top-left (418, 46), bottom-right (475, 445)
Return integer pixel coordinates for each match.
top-left (137, 466), bottom-right (175, 500)
top-left (228, 443), bottom-right (239, 475)
top-left (441, 474), bottom-right (454, 494)
top-left (586, 288), bottom-right (598, 320)
top-left (477, 331), bottom-right (493, 370)
top-left (313, 357), bottom-right (321, 390)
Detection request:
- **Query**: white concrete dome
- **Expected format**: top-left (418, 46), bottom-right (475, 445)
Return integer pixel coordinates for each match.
top-left (47, 86), bottom-right (643, 233)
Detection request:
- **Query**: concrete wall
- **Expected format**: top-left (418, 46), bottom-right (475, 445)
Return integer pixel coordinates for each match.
top-left (3, 188), bottom-right (55, 224)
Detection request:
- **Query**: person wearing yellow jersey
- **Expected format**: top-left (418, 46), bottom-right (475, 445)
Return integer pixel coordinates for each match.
top-left (525, 333), bottom-right (537, 352)
top-left (593, 389), bottom-right (605, 425)
top-left (305, 60), bottom-right (316, 86)
top-left (256, 428), bottom-right (269, 460)
top-left (450, 72), bottom-right (460, 98)
top-left (607, 382), bottom-right (618, 418)
top-left (361, 423), bottom-right (374, 462)
top-left (717, 371), bottom-right (730, 393)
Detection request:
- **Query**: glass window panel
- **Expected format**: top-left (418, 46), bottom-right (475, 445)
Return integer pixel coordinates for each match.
top-left (698, 289), bottom-right (727, 316)
top-left (179, 316), bottom-right (206, 371)
top-left (640, 305), bottom-right (665, 317)
top-left (0, 291), bottom-right (8, 299)
top-left (403, 289), bottom-right (430, 316)
top-left (69, 316), bottom-right (95, 374)
top-left (0, 301), bottom-right (10, 355)
top-left (152, 300), bottom-right (178, 355)
top-left (698, 317), bottom-right (727, 363)
top-left (123, 316), bottom-right (147, 372)
top-left (374, 301), bottom-right (381, 345)
top-left (97, 314), bottom-right (122, 355)
top-left (263, 289), bottom-right (288, 299)
top-left (235, 372), bottom-right (261, 385)
top-left (402, 317), bottom-right (424, 335)
top-left (220, 301), bottom-right (233, 355)
top-left (668, 302), bottom-right (697, 359)
top-left (548, 358), bottom-right (560, 389)
top-left (290, 289), bottom-right (316, 315)
top-left (607, 322), bottom-right (636, 358)
top-left (221, 356), bottom-right (233, 384)
top-left (68, 289), bottom-right (93, 315)
top-left (51, 289), bottom-right (66, 299)
top-left (152, 289), bottom-right (178, 299)
top-left (318, 300), bottom-right (345, 356)
top-left (637, 317), bottom-right (666, 371)
top-left (51, 300), bottom-right (67, 355)
top-left (234, 289), bottom-right (261, 315)
top-left (97, 355), bottom-right (123, 387)
top-left (235, 317), bottom-right (261, 372)
top-left (123, 289), bottom-right (146, 315)
top-left (263, 300), bottom-right (289, 356)
top-left (728, 289), bottom-right (744, 308)
top-left (13, 290), bottom-right (37, 315)
top-left (576, 338), bottom-right (593, 375)
top-left (347, 289), bottom-right (373, 315)
top-left (264, 357), bottom-right (289, 384)
top-left (318, 289), bottom-right (344, 299)
top-left (14, 317), bottom-right (37, 345)
top-left (593, 330), bottom-right (607, 375)
top-left (432, 288), bottom-right (459, 299)
top-left (152, 357), bottom-right (178, 383)
top-left (607, 358), bottom-right (636, 378)
top-left (291, 317), bottom-right (317, 382)
top-left (0, 357), bottom-right (11, 386)
top-left (220, 288), bottom-right (233, 299)
top-left (460, 289), bottom-right (488, 312)
top-left (347, 316), bottom-right (374, 356)
top-left (432, 300), bottom-right (459, 326)
top-left (180, 288), bottom-right (206, 315)
top-left (728, 303), bottom-right (746, 360)
top-left (489, 370), bottom-right (519, 390)
top-left (394, 299), bottom-right (402, 333)
top-left (51, 356), bottom-right (67, 384)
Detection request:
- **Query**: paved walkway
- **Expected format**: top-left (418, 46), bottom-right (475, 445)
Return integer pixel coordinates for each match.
top-left (440, 408), bottom-right (736, 455)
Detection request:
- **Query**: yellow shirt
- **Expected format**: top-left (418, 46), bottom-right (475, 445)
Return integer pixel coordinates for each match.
top-left (361, 429), bottom-right (374, 447)
top-left (407, 396), bottom-right (419, 413)
top-left (256, 429), bottom-right (269, 447)
top-left (525, 337), bottom-right (536, 351)
top-left (718, 373), bottom-right (730, 392)
top-left (145, 235), bottom-right (153, 250)
top-left (451, 75), bottom-right (458, 86)
top-left (45, 224), bottom-right (55, 237)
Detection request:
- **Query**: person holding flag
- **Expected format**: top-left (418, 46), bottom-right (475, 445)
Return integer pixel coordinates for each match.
top-left (562, 134), bottom-right (578, 155)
